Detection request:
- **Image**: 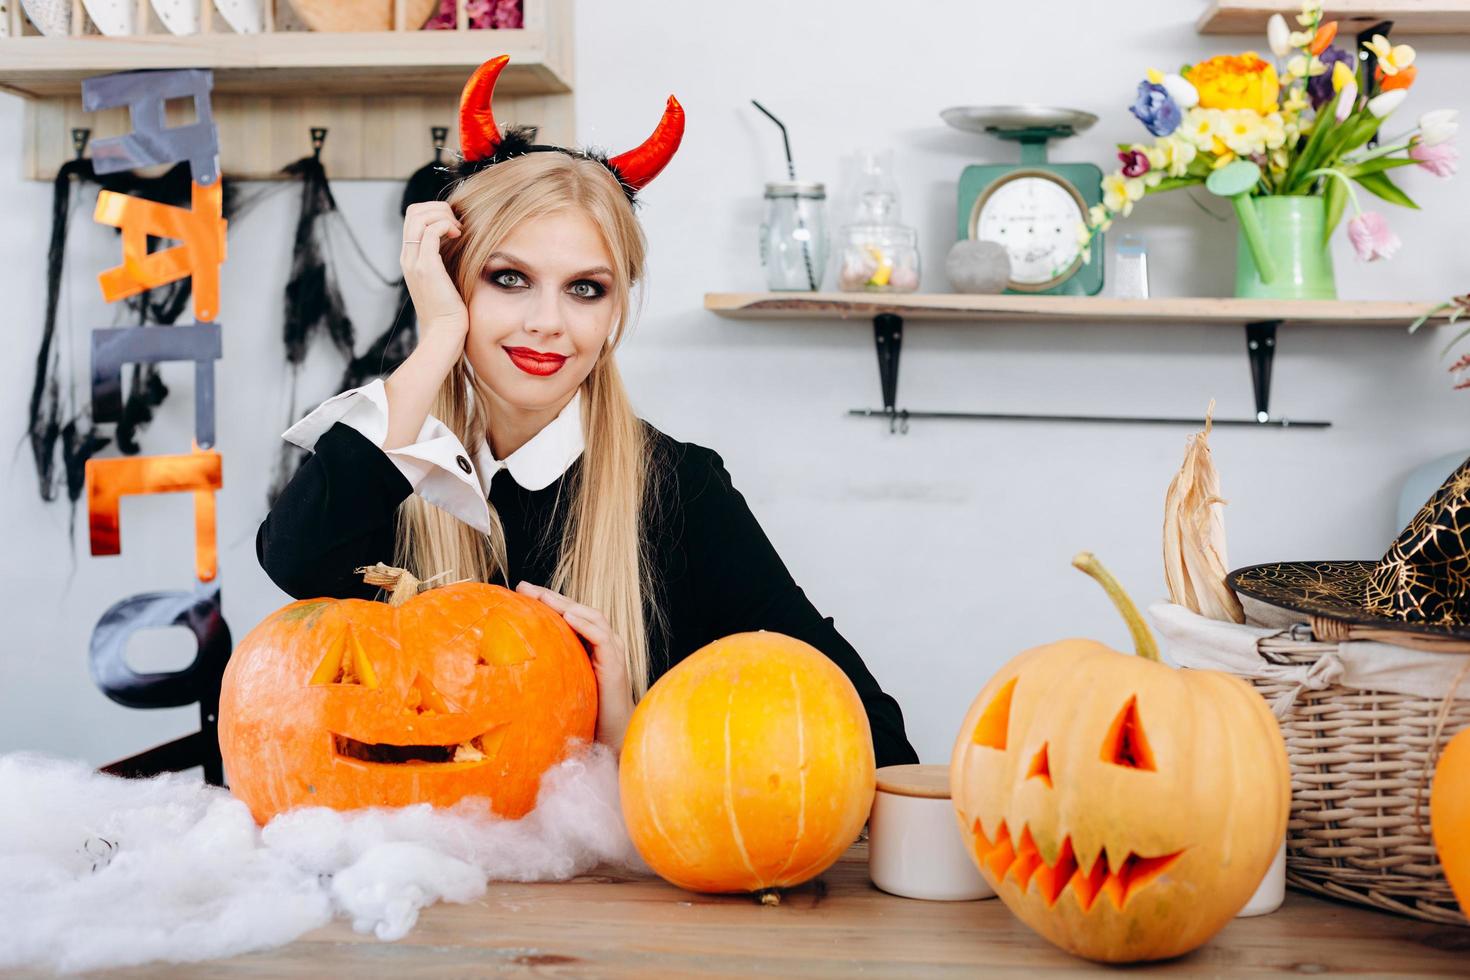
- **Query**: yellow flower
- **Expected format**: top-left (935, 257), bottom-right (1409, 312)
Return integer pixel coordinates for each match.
top-left (1179, 107), bottom-right (1221, 150)
top-left (1364, 34), bottom-right (1415, 75)
top-left (1087, 204), bottom-right (1112, 230)
top-left (1270, 147), bottom-right (1289, 170)
top-left (1101, 173), bottom-right (1146, 215)
top-left (1297, 0), bottom-right (1323, 27)
top-left (1211, 151), bottom-right (1237, 169)
top-left (1152, 135), bottom-right (1198, 176)
top-left (1260, 111), bottom-right (1287, 149)
top-left (1221, 109), bottom-right (1266, 155)
top-left (1282, 88), bottom-right (1309, 114)
top-left (1286, 55), bottom-right (1310, 79)
top-left (1146, 67), bottom-right (1165, 84)
top-left (1190, 52), bottom-right (1281, 112)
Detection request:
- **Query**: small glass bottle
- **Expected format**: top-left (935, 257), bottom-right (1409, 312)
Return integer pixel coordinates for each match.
top-left (761, 181), bottom-right (828, 291)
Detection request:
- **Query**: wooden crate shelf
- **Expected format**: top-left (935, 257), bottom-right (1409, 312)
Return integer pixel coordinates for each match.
top-left (3, 0), bottom-right (574, 180)
top-left (1198, 1), bottom-right (1470, 34)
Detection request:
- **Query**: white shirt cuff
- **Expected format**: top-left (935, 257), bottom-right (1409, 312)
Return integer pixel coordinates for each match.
top-left (282, 379), bottom-right (492, 535)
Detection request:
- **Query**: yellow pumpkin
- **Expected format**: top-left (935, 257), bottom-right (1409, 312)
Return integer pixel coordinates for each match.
top-left (1431, 726), bottom-right (1470, 916)
top-left (950, 553), bottom-right (1290, 963)
top-left (619, 631), bottom-right (876, 895)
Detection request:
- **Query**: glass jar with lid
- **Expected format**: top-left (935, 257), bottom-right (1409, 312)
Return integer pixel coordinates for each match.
top-left (760, 181), bottom-right (828, 291)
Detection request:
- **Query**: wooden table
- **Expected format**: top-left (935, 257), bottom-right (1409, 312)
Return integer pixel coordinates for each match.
top-left (60, 843), bottom-right (1470, 977)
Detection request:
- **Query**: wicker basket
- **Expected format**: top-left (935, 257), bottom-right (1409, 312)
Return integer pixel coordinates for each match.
top-left (1251, 624), bottom-right (1470, 925)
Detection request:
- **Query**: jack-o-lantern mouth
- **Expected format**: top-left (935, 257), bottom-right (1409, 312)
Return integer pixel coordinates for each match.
top-left (331, 724), bottom-right (509, 768)
top-left (973, 819), bottom-right (1184, 911)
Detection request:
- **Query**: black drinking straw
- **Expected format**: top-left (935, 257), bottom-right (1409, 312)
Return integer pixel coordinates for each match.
top-left (751, 99), bottom-right (818, 291)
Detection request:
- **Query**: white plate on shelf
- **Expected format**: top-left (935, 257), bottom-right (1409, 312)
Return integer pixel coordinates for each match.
top-left (82, 0), bottom-right (135, 35)
top-left (151, 0), bottom-right (199, 34)
top-left (213, 0), bottom-right (262, 33)
top-left (20, 0), bottom-right (69, 35)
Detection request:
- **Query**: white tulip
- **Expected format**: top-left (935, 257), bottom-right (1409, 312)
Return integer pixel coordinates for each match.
top-left (1367, 89), bottom-right (1407, 118)
top-left (1267, 13), bottom-right (1291, 57)
top-left (1162, 73), bottom-right (1199, 109)
top-left (1419, 109), bottom-right (1460, 146)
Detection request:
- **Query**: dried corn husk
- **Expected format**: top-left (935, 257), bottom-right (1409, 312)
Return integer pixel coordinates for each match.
top-left (1163, 401), bottom-right (1245, 623)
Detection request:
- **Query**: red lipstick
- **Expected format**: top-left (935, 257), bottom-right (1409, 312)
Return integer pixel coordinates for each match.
top-left (504, 346), bottom-right (568, 377)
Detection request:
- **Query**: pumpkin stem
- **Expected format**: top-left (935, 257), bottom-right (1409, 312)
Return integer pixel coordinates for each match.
top-left (757, 888), bottom-right (782, 906)
top-left (1071, 551), bottom-right (1161, 662)
top-left (356, 563), bottom-right (423, 607)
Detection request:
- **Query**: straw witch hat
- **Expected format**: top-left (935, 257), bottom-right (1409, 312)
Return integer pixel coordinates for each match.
top-left (1228, 455), bottom-right (1470, 649)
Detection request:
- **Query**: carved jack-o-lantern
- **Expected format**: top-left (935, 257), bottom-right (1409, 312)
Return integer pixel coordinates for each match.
top-left (950, 554), bottom-right (1289, 963)
top-left (219, 574), bottom-right (596, 825)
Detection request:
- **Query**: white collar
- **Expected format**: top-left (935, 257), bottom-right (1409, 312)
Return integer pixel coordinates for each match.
top-left (472, 389), bottom-right (585, 493)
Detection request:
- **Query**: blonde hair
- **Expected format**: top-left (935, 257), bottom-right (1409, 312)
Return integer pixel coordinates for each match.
top-left (394, 152), bottom-right (661, 698)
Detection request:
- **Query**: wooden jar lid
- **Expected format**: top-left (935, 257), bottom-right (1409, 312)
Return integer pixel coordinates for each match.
top-left (875, 764), bottom-right (951, 800)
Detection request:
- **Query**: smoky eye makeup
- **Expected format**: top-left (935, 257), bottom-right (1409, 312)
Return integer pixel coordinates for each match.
top-left (481, 267), bottom-right (609, 300)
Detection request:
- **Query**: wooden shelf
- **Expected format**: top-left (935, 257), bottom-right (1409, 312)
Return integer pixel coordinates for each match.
top-left (0, 29), bottom-right (571, 100)
top-left (3, 0), bottom-right (574, 180)
top-left (705, 292), bottom-right (1443, 328)
top-left (1198, 1), bottom-right (1470, 34)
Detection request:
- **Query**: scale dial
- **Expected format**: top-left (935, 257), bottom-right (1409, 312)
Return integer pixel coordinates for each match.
top-left (969, 169), bottom-right (1088, 292)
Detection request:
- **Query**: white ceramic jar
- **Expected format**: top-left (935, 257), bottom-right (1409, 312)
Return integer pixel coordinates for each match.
top-left (1237, 840), bottom-right (1287, 917)
top-left (868, 764), bottom-right (994, 902)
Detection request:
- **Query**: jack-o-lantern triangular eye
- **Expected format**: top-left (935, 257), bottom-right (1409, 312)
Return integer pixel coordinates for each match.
top-left (1026, 743), bottom-right (1052, 787)
top-left (972, 677), bottom-right (1017, 749)
top-left (1102, 695), bottom-right (1156, 771)
top-left (310, 626), bottom-right (379, 688)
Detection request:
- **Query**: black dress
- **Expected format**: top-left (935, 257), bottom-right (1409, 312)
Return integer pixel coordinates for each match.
top-left (256, 420), bottom-right (920, 768)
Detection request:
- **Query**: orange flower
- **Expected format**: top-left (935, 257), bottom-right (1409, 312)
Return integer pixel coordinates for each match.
top-left (1377, 64), bottom-right (1418, 91)
top-left (1309, 21), bottom-right (1338, 56)
top-left (1189, 53), bottom-right (1280, 113)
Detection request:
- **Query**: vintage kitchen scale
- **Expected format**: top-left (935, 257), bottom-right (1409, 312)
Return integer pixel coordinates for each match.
top-left (942, 105), bottom-right (1104, 296)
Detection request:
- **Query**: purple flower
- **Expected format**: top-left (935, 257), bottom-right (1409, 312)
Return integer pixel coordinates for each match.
top-left (1309, 47), bottom-right (1355, 109)
top-left (1347, 211), bottom-right (1401, 262)
top-left (1129, 81), bottom-right (1181, 137)
top-left (1118, 149), bottom-right (1150, 178)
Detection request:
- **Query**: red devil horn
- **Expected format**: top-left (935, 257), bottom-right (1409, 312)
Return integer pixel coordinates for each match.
top-left (459, 54), bottom-right (511, 162)
top-left (608, 96), bottom-right (685, 191)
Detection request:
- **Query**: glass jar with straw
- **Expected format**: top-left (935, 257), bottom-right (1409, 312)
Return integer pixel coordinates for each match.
top-left (761, 181), bottom-right (828, 291)
top-left (752, 99), bottom-right (828, 291)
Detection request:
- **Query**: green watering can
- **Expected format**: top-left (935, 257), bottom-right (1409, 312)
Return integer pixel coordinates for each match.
top-left (1205, 159), bottom-right (1336, 300)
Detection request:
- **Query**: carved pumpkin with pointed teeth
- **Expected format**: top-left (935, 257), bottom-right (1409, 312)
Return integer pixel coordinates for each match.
top-left (219, 577), bottom-right (595, 825)
top-left (950, 554), bottom-right (1290, 963)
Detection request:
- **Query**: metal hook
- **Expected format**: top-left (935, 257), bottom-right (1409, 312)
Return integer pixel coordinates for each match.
top-left (431, 125), bottom-right (449, 164)
top-left (310, 126), bottom-right (328, 159)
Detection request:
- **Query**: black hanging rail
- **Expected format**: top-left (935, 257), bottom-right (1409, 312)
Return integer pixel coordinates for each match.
top-left (852, 312), bottom-right (1330, 433)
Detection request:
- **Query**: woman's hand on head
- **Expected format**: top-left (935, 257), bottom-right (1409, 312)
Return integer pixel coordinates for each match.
top-left (401, 201), bottom-right (470, 351)
top-left (515, 581), bottom-right (634, 756)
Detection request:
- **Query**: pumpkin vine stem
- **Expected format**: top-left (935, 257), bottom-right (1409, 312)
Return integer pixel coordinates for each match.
top-left (1071, 551), bottom-right (1161, 662)
top-left (756, 888), bottom-right (782, 906)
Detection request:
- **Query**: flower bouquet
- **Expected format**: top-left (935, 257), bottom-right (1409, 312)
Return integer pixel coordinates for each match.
top-left (1080, 0), bottom-right (1457, 300)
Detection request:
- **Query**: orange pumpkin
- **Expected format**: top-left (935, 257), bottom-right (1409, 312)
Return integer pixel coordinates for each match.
top-left (950, 553), bottom-right (1290, 963)
top-left (219, 569), bottom-right (596, 824)
top-left (619, 631), bottom-right (876, 894)
top-left (1431, 726), bottom-right (1470, 916)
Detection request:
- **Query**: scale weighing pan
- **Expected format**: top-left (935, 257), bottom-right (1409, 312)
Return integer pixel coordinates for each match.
top-left (940, 106), bottom-right (1098, 138)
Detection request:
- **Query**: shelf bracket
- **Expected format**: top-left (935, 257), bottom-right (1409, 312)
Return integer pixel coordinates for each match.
top-left (1246, 320), bottom-right (1279, 424)
top-left (873, 313), bottom-right (906, 434)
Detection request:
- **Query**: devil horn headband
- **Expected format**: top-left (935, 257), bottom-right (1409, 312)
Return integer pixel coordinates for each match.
top-left (455, 54), bottom-right (685, 203)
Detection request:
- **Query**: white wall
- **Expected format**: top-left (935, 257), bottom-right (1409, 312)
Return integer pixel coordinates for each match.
top-left (3, 0), bottom-right (1469, 766)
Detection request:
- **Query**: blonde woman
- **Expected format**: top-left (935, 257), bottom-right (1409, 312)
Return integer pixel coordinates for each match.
top-left (257, 57), bottom-right (916, 767)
